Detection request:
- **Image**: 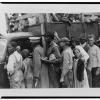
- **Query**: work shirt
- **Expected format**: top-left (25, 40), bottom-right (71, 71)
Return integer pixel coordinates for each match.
top-left (60, 47), bottom-right (74, 82)
top-left (48, 41), bottom-right (61, 59)
top-left (7, 51), bottom-right (23, 75)
top-left (88, 45), bottom-right (100, 71)
top-left (62, 47), bottom-right (74, 70)
top-left (6, 51), bottom-right (24, 88)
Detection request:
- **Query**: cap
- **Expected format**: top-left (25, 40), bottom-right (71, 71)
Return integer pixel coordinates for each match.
top-left (29, 37), bottom-right (40, 43)
top-left (59, 37), bottom-right (70, 43)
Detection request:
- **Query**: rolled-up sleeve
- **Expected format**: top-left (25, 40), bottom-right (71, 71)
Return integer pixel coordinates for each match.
top-left (6, 55), bottom-right (15, 75)
top-left (53, 46), bottom-right (61, 59)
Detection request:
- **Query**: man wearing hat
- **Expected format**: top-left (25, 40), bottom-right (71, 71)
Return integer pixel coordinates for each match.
top-left (30, 37), bottom-right (49, 88)
top-left (59, 37), bottom-right (74, 88)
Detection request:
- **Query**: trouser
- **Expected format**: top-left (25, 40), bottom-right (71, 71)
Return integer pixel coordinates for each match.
top-left (86, 69), bottom-right (92, 87)
top-left (0, 68), bottom-right (10, 88)
top-left (33, 76), bottom-right (41, 88)
top-left (49, 65), bottom-right (60, 88)
top-left (9, 79), bottom-right (25, 88)
top-left (25, 77), bottom-right (34, 88)
top-left (91, 67), bottom-right (100, 88)
top-left (9, 70), bottom-right (25, 88)
top-left (62, 70), bottom-right (73, 88)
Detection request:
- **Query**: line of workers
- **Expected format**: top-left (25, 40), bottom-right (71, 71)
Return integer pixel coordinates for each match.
top-left (3, 32), bottom-right (100, 88)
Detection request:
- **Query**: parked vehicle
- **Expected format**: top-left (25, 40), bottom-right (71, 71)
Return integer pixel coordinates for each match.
top-left (0, 32), bottom-right (36, 88)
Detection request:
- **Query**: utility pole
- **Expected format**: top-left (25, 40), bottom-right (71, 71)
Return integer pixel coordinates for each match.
top-left (81, 13), bottom-right (86, 38)
top-left (39, 13), bottom-right (46, 55)
top-left (5, 13), bottom-right (10, 33)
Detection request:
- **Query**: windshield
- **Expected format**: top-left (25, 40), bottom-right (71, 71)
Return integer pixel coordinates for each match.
top-left (0, 39), bottom-right (7, 59)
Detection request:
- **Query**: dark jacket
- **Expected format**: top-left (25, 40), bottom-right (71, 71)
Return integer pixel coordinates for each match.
top-left (76, 59), bottom-right (84, 82)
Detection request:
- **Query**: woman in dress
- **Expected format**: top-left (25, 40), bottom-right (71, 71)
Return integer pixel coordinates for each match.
top-left (22, 49), bottom-right (34, 88)
top-left (32, 37), bottom-right (49, 88)
top-left (42, 33), bottom-right (62, 88)
top-left (73, 47), bottom-right (89, 88)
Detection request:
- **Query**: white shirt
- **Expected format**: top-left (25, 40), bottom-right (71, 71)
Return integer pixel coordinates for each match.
top-left (6, 51), bottom-right (23, 75)
top-left (62, 47), bottom-right (74, 70)
top-left (60, 47), bottom-right (74, 82)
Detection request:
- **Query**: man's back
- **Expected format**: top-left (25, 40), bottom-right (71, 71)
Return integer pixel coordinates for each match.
top-left (33, 45), bottom-right (44, 78)
top-left (62, 47), bottom-right (74, 69)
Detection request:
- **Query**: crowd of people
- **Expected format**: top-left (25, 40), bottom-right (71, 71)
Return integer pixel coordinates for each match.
top-left (4, 31), bottom-right (100, 88)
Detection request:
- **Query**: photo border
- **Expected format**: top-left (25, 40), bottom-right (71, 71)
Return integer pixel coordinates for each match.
top-left (1, 2), bottom-right (100, 98)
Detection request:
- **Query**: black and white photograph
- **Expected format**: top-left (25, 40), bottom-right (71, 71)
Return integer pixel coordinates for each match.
top-left (0, 2), bottom-right (100, 97)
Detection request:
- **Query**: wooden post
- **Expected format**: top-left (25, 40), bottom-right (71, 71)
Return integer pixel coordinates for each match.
top-left (5, 13), bottom-right (10, 33)
top-left (39, 14), bottom-right (46, 56)
top-left (81, 13), bottom-right (86, 38)
top-left (46, 13), bottom-right (51, 23)
top-left (98, 22), bottom-right (100, 38)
